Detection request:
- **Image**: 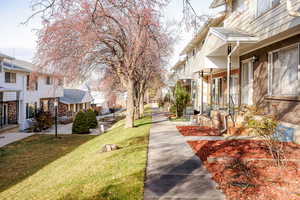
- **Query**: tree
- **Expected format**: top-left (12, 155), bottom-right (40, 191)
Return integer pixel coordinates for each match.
top-left (86, 109), bottom-right (98, 129)
top-left (33, 0), bottom-right (172, 128)
top-left (174, 82), bottom-right (190, 117)
top-left (72, 111), bottom-right (90, 134)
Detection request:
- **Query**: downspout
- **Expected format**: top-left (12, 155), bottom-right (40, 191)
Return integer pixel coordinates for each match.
top-left (227, 42), bottom-right (240, 114)
top-left (222, 42), bottom-right (240, 134)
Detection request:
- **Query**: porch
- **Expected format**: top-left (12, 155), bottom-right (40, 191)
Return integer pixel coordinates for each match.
top-left (0, 88), bottom-right (21, 131)
top-left (191, 27), bottom-right (258, 133)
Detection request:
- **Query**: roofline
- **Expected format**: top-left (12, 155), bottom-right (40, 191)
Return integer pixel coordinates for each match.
top-left (171, 59), bottom-right (186, 70)
top-left (180, 13), bottom-right (226, 55)
top-left (0, 54), bottom-right (13, 60)
top-left (209, 27), bottom-right (259, 43)
top-left (209, 0), bottom-right (226, 9)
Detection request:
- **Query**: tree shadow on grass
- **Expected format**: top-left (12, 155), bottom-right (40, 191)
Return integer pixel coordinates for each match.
top-left (0, 134), bottom-right (96, 193)
top-left (134, 119), bottom-right (167, 127)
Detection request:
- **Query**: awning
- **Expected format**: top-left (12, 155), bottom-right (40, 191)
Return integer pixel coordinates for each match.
top-left (0, 87), bottom-right (21, 92)
top-left (202, 27), bottom-right (259, 57)
top-left (191, 27), bottom-right (258, 73)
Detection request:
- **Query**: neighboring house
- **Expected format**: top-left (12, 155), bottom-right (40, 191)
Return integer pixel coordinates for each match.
top-left (172, 0), bottom-right (300, 143)
top-left (0, 55), bottom-right (64, 131)
top-left (58, 89), bottom-right (93, 117)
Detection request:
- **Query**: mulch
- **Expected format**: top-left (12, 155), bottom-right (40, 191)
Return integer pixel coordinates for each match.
top-left (177, 126), bottom-right (221, 136)
top-left (188, 140), bottom-right (300, 200)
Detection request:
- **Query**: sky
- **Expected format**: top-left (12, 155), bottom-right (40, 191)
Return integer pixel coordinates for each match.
top-left (0, 0), bottom-right (221, 64)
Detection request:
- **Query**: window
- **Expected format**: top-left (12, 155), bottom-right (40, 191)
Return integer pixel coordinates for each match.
top-left (58, 79), bottom-right (63, 86)
top-left (5, 72), bottom-right (16, 83)
top-left (27, 75), bottom-right (38, 90)
top-left (41, 100), bottom-right (49, 111)
top-left (268, 44), bottom-right (300, 96)
top-left (233, 0), bottom-right (246, 12)
top-left (26, 103), bottom-right (37, 119)
top-left (241, 61), bottom-right (253, 105)
top-left (230, 75), bottom-right (239, 106)
top-left (256, 0), bottom-right (280, 17)
top-left (46, 76), bottom-right (52, 85)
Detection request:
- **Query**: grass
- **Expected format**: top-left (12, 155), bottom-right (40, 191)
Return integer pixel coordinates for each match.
top-left (169, 116), bottom-right (190, 122)
top-left (0, 110), bottom-right (152, 200)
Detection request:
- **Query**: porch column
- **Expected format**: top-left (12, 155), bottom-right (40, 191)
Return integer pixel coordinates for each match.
top-left (227, 44), bottom-right (232, 114)
top-left (200, 70), bottom-right (204, 114)
top-left (210, 68), bottom-right (213, 116)
top-left (16, 91), bottom-right (20, 124)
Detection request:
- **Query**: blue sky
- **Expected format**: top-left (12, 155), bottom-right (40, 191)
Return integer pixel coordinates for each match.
top-left (0, 0), bottom-right (221, 63)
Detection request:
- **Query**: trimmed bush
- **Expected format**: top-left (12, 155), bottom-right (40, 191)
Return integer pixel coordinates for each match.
top-left (34, 110), bottom-right (54, 132)
top-left (72, 111), bottom-right (90, 134)
top-left (86, 109), bottom-right (98, 129)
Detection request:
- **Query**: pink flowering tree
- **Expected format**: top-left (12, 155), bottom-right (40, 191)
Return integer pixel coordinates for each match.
top-left (33, 0), bottom-right (172, 128)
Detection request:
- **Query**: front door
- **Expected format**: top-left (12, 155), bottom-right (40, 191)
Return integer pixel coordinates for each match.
top-left (212, 78), bottom-right (223, 108)
top-left (241, 61), bottom-right (253, 105)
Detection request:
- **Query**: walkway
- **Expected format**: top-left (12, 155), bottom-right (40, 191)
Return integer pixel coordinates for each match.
top-left (144, 111), bottom-right (225, 200)
top-left (0, 132), bottom-right (34, 148)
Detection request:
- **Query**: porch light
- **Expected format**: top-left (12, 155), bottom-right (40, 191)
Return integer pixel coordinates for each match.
top-left (251, 55), bottom-right (259, 63)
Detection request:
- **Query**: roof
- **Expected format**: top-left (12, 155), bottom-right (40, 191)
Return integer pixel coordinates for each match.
top-left (0, 87), bottom-right (22, 92)
top-left (180, 13), bottom-right (225, 55)
top-left (60, 89), bottom-right (93, 104)
top-left (210, 0), bottom-right (226, 8)
top-left (171, 59), bottom-right (186, 70)
top-left (0, 52), bottom-right (13, 60)
top-left (210, 27), bottom-right (259, 42)
top-left (2, 59), bottom-right (32, 73)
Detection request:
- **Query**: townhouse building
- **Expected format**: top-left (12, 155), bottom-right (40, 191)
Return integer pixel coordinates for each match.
top-left (0, 55), bottom-right (63, 131)
top-left (172, 0), bottom-right (300, 143)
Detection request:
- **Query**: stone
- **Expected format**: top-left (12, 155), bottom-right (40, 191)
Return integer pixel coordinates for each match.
top-left (101, 144), bottom-right (120, 152)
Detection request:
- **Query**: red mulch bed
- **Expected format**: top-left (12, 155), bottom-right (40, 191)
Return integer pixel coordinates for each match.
top-left (188, 140), bottom-right (300, 200)
top-left (177, 126), bottom-right (221, 136)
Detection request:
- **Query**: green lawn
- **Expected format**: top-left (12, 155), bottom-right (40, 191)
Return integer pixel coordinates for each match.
top-left (0, 113), bottom-right (152, 200)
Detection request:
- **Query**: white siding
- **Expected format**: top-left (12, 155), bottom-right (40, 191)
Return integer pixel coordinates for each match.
top-left (224, 0), bottom-right (300, 41)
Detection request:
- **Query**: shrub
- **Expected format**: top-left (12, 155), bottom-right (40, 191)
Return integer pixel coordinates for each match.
top-left (34, 110), bottom-right (53, 132)
top-left (86, 109), bottom-right (98, 129)
top-left (174, 83), bottom-right (190, 117)
top-left (244, 107), bottom-right (285, 166)
top-left (72, 111), bottom-right (90, 134)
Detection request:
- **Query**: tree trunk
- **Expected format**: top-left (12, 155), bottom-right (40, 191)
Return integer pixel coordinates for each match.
top-left (139, 91), bottom-right (144, 118)
top-left (125, 79), bottom-right (135, 128)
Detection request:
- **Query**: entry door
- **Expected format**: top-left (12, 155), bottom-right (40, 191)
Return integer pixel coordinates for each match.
top-left (212, 78), bottom-right (223, 108)
top-left (241, 61), bottom-right (253, 105)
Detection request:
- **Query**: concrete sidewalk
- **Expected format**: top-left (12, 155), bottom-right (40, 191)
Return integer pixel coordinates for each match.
top-left (0, 132), bottom-right (34, 148)
top-left (144, 111), bottom-right (225, 200)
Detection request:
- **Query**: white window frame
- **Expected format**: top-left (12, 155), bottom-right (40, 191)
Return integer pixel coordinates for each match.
top-left (241, 59), bottom-right (254, 105)
top-left (268, 43), bottom-right (300, 97)
top-left (255, 0), bottom-right (280, 18)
